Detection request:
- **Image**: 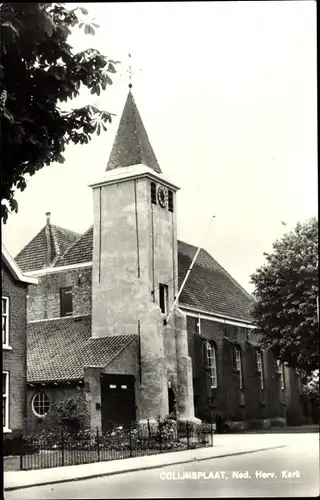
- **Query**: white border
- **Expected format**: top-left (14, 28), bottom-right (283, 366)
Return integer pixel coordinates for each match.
top-left (2, 244), bottom-right (38, 284)
top-left (31, 391), bottom-right (50, 418)
top-left (2, 296), bottom-right (9, 348)
top-left (3, 371), bottom-right (10, 431)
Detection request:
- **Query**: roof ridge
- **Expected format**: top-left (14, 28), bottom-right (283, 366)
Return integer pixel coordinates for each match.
top-left (50, 225), bottom-right (61, 265)
top-left (55, 225), bottom-right (93, 267)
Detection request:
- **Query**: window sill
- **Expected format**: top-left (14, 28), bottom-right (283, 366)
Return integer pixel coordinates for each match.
top-left (2, 345), bottom-right (12, 351)
top-left (3, 428), bottom-right (12, 434)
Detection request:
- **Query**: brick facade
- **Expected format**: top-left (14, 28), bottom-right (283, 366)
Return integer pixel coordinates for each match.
top-left (26, 384), bottom-right (89, 433)
top-left (27, 267), bottom-right (92, 322)
top-left (186, 315), bottom-right (289, 429)
top-left (2, 263), bottom-right (35, 437)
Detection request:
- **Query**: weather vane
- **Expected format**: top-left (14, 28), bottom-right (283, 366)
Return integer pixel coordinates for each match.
top-left (127, 53), bottom-right (142, 91)
top-left (128, 53), bottom-right (133, 90)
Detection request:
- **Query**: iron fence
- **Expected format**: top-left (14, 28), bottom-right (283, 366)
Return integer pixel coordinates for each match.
top-left (5, 419), bottom-right (214, 471)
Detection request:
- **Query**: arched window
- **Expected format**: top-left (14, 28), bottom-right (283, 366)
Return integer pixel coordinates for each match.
top-left (206, 342), bottom-right (218, 389)
top-left (256, 350), bottom-right (264, 389)
top-left (32, 392), bottom-right (50, 418)
top-left (234, 347), bottom-right (243, 389)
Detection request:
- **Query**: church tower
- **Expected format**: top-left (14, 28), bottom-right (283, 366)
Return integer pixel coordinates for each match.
top-left (90, 88), bottom-right (198, 423)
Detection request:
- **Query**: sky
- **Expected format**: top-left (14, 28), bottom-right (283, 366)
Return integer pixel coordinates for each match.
top-left (2, 1), bottom-right (317, 293)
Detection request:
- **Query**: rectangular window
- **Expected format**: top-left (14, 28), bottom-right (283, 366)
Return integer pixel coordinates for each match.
top-left (151, 182), bottom-right (157, 205)
top-left (60, 287), bottom-right (73, 317)
top-left (256, 350), bottom-right (264, 389)
top-left (234, 347), bottom-right (243, 389)
top-left (206, 342), bottom-right (218, 388)
top-left (2, 297), bottom-right (9, 347)
top-left (168, 190), bottom-right (174, 212)
top-left (159, 284), bottom-right (168, 314)
top-left (3, 371), bottom-right (9, 430)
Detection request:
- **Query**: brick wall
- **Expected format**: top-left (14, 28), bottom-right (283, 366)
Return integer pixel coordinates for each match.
top-left (186, 315), bottom-right (286, 427)
top-left (26, 384), bottom-right (89, 432)
top-left (2, 263), bottom-right (31, 437)
top-left (27, 267), bottom-right (92, 321)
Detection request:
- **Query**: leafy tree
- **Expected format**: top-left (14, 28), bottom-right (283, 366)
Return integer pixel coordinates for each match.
top-left (300, 370), bottom-right (319, 423)
top-left (250, 218), bottom-right (319, 377)
top-left (1, 3), bottom-right (119, 222)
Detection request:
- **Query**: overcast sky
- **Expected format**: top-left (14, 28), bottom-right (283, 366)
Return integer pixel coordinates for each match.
top-left (2, 1), bottom-right (317, 293)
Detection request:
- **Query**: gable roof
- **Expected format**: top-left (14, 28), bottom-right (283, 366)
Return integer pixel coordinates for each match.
top-left (54, 227), bottom-right (253, 322)
top-left (106, 91), bottom-right (162, 174)
top-left (1, 244), bottom-right (38, 285)
top-left (27, 315), bottom-right (136, 383)
top-left (178, 241), bottom-right (253, 322)
top-left (15, 224), bottom-right (81, 273)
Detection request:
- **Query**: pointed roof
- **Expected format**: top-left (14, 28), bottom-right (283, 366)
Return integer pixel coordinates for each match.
top-left (15, 224), bottom-right (81, 273)
top-left (106, 91), bottom-right (162, 173)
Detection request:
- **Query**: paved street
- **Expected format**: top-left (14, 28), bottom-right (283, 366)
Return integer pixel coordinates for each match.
top-left (6, 434), bottom-right (319, 499)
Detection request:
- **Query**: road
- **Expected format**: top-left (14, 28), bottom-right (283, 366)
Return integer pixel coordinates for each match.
top-left (6, 434), bottom-right (319, 499)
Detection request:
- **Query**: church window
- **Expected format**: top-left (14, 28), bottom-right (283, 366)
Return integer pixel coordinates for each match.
top-left (256, 350), bottom-right (264, 389)
top-left (151, 182), bottom-right (157, 205)
top-left (206, 342), bottom-right (217, 388)
top-left (234, 347), bottom-right (243, 389)
top-left (168, 190), bottom-right (174, 212)
top-left (159, 284), bottom-right (168, 314)
top-left (32, 392), bottom-right (50, 418)
top-left (60, 287), bottom-right (73, 317)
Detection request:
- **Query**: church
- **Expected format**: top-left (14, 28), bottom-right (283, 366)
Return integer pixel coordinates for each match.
top-left (16, 89), bottom-right (302, 433)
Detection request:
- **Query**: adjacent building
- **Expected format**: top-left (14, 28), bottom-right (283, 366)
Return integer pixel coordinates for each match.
top-left (2, 245), bottom-right (38, 442)
top-left (15, 90), bottom-right (303, 433)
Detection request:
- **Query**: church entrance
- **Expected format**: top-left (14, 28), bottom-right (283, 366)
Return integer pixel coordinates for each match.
top-left (168, 386), bottom-right (177, 417)
top-left (100, 374), bottom-right (136, 432)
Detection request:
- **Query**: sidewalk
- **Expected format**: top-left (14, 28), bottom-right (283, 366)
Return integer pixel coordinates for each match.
top-left (4, 432), bottom-right (318, 491)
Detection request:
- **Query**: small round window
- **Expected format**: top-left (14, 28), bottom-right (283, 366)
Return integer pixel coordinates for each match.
top-left (32, 392), bottom-right (50, 418)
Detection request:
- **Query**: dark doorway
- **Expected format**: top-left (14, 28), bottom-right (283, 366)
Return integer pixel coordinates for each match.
top-left (168, 387), bottom-right (176, 417)
top-left (100, 374), bottom-right (136, 432)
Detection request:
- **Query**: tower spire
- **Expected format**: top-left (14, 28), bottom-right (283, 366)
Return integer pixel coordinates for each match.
top-left (106, 57), bottom-right (161, 174)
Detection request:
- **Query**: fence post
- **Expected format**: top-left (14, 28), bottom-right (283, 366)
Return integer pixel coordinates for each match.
top-left (96, 427), bottom-right (100, 462)
top-left (158, 419), bottom-right (162, 453)
top-left (186, 421), bottom-right (190, 450)
top-left (147, 418), bottom-right (151, 439)
top-left (129, 424), bottom-right (133, 458)
top-left (61, 428), bottom-right (65, 467)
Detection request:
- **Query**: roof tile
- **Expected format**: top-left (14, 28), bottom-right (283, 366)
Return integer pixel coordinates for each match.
top-left (27, 316), bottom-right (136, 383)
top-left (15, 225), bottom-right (80, 273)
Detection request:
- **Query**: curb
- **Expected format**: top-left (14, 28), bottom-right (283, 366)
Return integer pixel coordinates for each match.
top-left (4, 445), bottom-right (287, 492)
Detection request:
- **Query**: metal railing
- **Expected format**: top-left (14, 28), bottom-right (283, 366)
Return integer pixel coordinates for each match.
top-left (5, 419), bottom-right (214, 471)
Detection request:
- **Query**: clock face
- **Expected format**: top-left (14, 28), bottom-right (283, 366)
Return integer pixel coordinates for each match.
top-left (157, 186), bottom-right (168, 208)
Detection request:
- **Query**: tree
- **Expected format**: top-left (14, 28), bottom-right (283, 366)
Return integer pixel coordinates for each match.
top-left (1, 3), bottom-right (119, 222)
top-left (250, 217), bottom-right (319, 377)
